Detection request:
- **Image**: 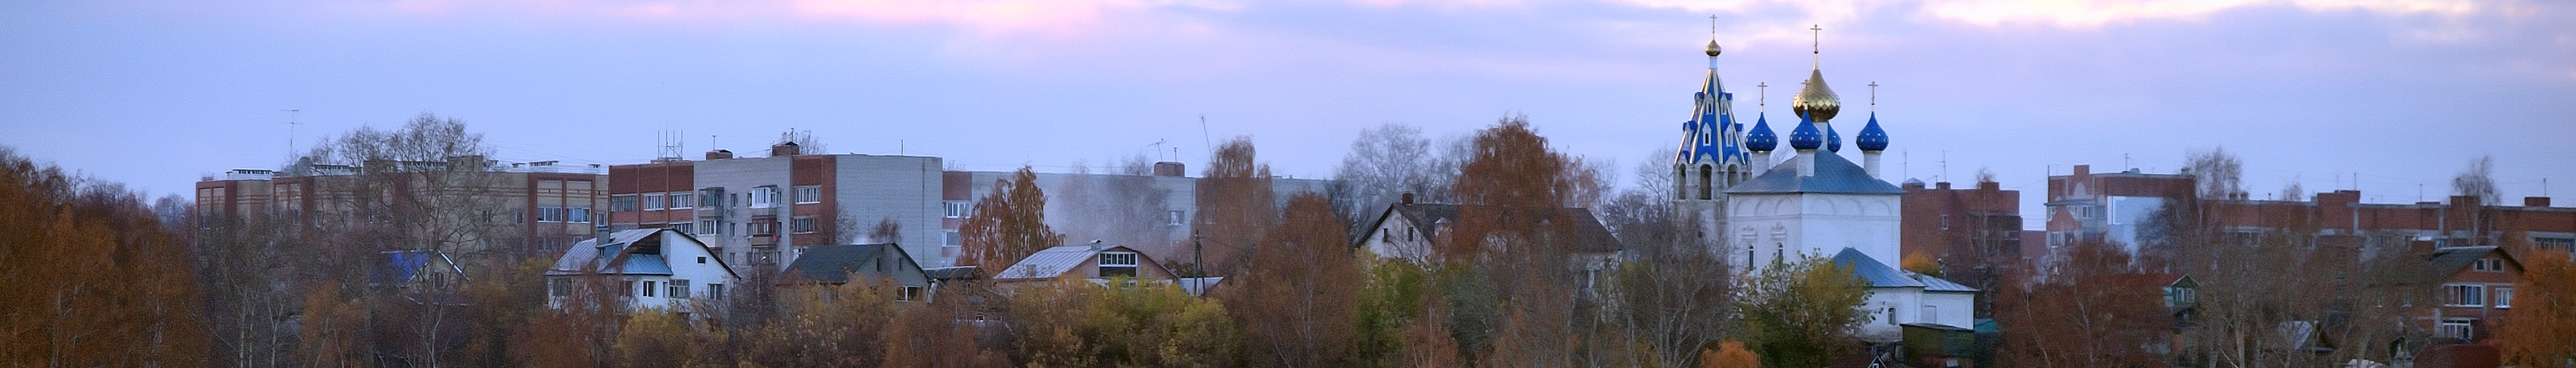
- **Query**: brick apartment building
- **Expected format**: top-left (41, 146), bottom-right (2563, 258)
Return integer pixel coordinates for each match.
top-left (603, 142), bottom-right (1329, 271)
top-left (194, 157), bottom-right (609, 255)
top-left (1900, 179), bottom-right (2024, 317)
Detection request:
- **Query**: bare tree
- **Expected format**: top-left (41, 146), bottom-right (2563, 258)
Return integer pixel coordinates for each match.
top-left (1334, 124), bottom-right (1453, 233)
top-left (2451, 155), bottom-right (2498, 204)
top-left (774, 127), bottom-right (826, 155)
top-left (2186, 146), bottom-right (2244, 200)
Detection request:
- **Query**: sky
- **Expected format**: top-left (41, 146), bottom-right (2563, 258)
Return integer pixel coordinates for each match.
top-left (5, 0), bottom-right (2573, 228)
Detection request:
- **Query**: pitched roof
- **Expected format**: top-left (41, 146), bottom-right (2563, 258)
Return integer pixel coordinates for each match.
top-left (547, 228), bottom-right (717, 277)
top-left (1832, 248), bottom-right (1924, 288)
top-left (374, 250), bottom-right (461, 285)
top-left (1915, 273), bottom-right (1979, 292)
top-left (994, 244), bottom-right (1150, 280)
top-left (1364, 202), bottom-right (1623, 253)
top-left (924, 266), bottom-right (979, 280)
top-left (784, 243), bottom-right (922, 284)
top-left (2421, 246), bottom-right (2517, 283)
top-left (1723, 151), bottom-right (1906, 195)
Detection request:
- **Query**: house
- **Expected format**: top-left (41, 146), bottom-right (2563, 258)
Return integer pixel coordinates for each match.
top-left (780, 243), bottom-right (931, 301)
top-left (546, 228), bottom-right (740, 312)
top-left (1833, 248), bottom-right (1980, 341)
top-left (1355, 195), bottom-right (1624, 270)
top-left (989, 243), bottom-right (1179, 288)
top-left (2414, 246), bottom-right (2522, 343)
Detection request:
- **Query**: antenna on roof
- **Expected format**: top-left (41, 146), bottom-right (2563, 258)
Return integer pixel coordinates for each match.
top-left (656, 130), bottom-right (685, 162)
top-left (282, 109), bottom-right (300, 157)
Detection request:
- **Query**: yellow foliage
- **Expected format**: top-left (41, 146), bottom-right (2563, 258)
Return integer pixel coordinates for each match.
top-left (2500, 251), bottom-right (2576, 367)
top-left (1699, 340), bottom-right (1760, 368)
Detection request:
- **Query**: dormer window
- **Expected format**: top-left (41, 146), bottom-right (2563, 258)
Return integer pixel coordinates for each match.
top-left (1099, 252), bottom-right (1138, 277)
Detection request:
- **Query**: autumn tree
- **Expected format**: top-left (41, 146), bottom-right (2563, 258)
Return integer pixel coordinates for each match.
top-left (2499, 251), bottom-right (2576, 368)
top-left (0, 147), bottom-right (210, 367)
top-left (1009, 279), bottom-right (1245, 367)
top-left (742, 277), bottom-right (900, 368)
top-left (1736, 255), bottom-right (1869, 368)
top-left (1444, 114), bottom-right (1592, 367)
top-left (1223, 193), bottom-right (1362, 368)
top-left (613, 308), bottom-right (729, 367)
top-left (1197, 136), bottom-right (1278, 276)
top-left (1700, 340), bottom-right (1760, 368)
top-left (1993, 241), bottom-right (2168, 368)
top-left (960, 166), bottom-right (1063, 275)
top-left (882, 294), bottom-right (1011, 368)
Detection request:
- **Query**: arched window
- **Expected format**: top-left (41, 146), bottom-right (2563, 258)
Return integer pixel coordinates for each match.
top-left (1698, 164), bottom-right (1714, 199)
top-left (1675, 164), bottom-right (1690, 200)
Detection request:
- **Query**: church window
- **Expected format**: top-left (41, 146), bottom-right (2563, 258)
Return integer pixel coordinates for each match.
top-left (1698, 165), bottom-right (1714, 200)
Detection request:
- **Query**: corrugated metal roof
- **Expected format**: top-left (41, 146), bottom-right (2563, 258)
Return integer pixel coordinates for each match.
top-left (1723, 151), bottom-right (1906, 195)
top-left (924, 266), bottom-right (979, 280)
top-left (1831, 248), bottom-right (1924, 288)
top-left (1915, 273), bottom-right (1979, 292)
top-left (994, 245), bottom-right (1110, 280)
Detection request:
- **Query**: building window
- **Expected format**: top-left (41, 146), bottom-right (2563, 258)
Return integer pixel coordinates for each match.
top-left (641, 280), bottom-right (656, 298)
top-left (2446, 284), bottom-right (2485, 307)
top-left (749, 219), bottom-right (777, 237)
top-left (666, 192), bottom-right (694, 210)
top-left (750, 186), bottom-right (777, 208)
top-left (795, 186), bottom-right (822, 204)
top-left (791, 217), bottom-right (817, 233)
top-left (2495, 287), bottom-right (2513, 308)
top-left (643, 193), bottom-right (665, 210)
top-left (538, 206), bottom-right (564, 222)
top-left (610, 195), bottom-right (639, 211)
top-left (623, 281), bottom-right (636, 296)
top-left (670, 222), bottom-right (694, 235)
top-left (2473, 258), bottom-right (2504, 272)
top-left (944, 230), bottom-right (962, 246)
top-left (669, 279), bottom-right (689, 299)
top-left (2438, 319), bottom-right (2475, 340)
top-left (945, 202), bottom-right (970, 219)
top-left (899, 286), bottom-right (924, 301)
top-left (548, 278), bottom-right (569, 297)
top-left (1099, 252), bottom-right (1139, 277)
top-left (1168, 210), bottom-right (1186, 225)
top-left (568, 207), bottom-right (590, 223)
top-left (2537, 237), bottom-right (2576, 254)
top-left (707, 283), bottom-right (725, 299)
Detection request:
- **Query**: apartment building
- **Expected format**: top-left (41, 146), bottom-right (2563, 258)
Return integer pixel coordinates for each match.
top-left (193, 157), bottom-right (609, 255)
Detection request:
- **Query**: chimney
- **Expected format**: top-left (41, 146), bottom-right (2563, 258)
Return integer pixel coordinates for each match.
top-left (706, 149), bottom-right (734, 160)
top-left (771, 142), bottom-right (800, 157)
top-left (1154, 162), bottom-right (1186, 177)
top-left (1401, 193), bottom-right (1415, 204)
top-left (2073, 164), bottom-right (2090, 178)
top-left (1979, 181), bottom-right (2000, 191)
top-left (1936, 182), bottom-right (1951, 189)
top-left (2528, 197), bottom-right (2552, 207)
top-left (595, 224), bottom-right (613, 247)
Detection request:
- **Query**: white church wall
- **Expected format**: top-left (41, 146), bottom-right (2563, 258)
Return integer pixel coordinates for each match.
top-left (1727, 193), bottom-right (1904, 271)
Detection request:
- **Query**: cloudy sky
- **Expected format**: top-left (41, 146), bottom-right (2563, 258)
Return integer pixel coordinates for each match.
top-left (5, 0), bottom-right (2571, 226)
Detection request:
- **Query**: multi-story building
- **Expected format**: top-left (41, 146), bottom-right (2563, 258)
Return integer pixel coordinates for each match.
top-left (2042, 164), bottom-right (2196, 252)
top-left (605, 143), bottom-right (946, 270)
top-left (604, 142), bottom-right (1329, 271)
top-left (194, 157), bottom-right (608, 255)
top-left (1900, 179), bottom-right (2023, 318)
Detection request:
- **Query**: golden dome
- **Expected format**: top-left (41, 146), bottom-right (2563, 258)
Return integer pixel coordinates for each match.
top-left (1791, 68), bottom-right (1841, 122)
top-left (1705, 39), bottom-right (1722, 56)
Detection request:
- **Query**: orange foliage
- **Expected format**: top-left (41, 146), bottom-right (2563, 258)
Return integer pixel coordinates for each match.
top-left (1699, 340), bottom-right (1760, 368)
top-left (2499, 251), bottom-right (2576, 367)
top-left (0, 150), bottom-right (209, 367)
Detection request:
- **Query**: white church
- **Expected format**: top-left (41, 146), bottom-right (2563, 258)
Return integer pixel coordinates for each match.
top-left (1670, 30), bottom-right (1977, 341)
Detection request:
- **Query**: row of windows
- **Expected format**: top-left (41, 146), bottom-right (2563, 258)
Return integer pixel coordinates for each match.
top-left (546, 278), bottom-right (725, 300)
top-left (2445, 284), bottom-right (2513, 308)
top-left (537, 206), bottom-right (592, 222)
top-left (610, 191), bottom-right (699, 212)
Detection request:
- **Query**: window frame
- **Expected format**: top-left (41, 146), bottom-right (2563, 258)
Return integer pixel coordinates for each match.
top-left (2438, 319), bottom-right (2475, 340)
top-left (791, 217), bottom-right (817, 233)
top-left (642, 193), bottom-right (665, 210)
top-left (2446, 284), bottom-right (2486, 307)
top-left (944, 201), bottom-right (971, 219)
top-left (668, 279), bottom-right (690, 299)
top-left (665, 192), bottom-right (694, 210)
top-left (2494, 287), bottom-right (2512, 308)
top-left (641, 280), bottom-right (657, 298)
top-left (610, 195), bottom-right (639, 212)
top-left (1098, 252), bottom-right (1140, 277)
top-left (794, 185), bottom-right (822, 204)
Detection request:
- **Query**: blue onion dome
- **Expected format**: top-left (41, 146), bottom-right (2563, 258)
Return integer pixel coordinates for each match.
top-left (1825, 125), bottom-right (1843, 152)
top-left (1788, 116), bottom-right (1823, 150)
top-left (1856, 113), bottom-right (1889, 151)
top-left (1745, 114), bottom-right (1778, 151)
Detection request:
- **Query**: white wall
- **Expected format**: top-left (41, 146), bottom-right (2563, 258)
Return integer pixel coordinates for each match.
top-left (1729, 192), bottom-right (1904, 271)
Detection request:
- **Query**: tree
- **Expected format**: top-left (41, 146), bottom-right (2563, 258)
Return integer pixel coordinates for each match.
top-left (959, 166), bottom-right (1062, 274)
top-left (2186, 146), bottom-right (2243, 200)
top-left (1993, 242), bottom-right (2168, 368)
top-left (1445, 114), bottom-right (1590, 367)
top-left (1736, 255), bottom-right (1869, 368)
top-left (2451, 155), bottom-right (2499, 205)
top-left (1197, 136), bottom-right (1278, 276)
top-left (1603, 151), bottom-right (1736, 368)
top-left (882, 294), bottom-right (1010, 368)
top-left (1333, 124), bottom-right (1457, 233)
top-left (0, 147), bottom-right (210, 367)
top-left (742, 277), bottom-right (900, 368)
top-left (2499, 251), bottom-right (2576, 368)
top-left (613, 308), bottom-right (727, 367)
top-left (1700, 340), bottom-right (1760, 368)
top-left (1009, 278), bottom-right (1245, 368)
top-left (1223, 193), bottom-right (1362, 368)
